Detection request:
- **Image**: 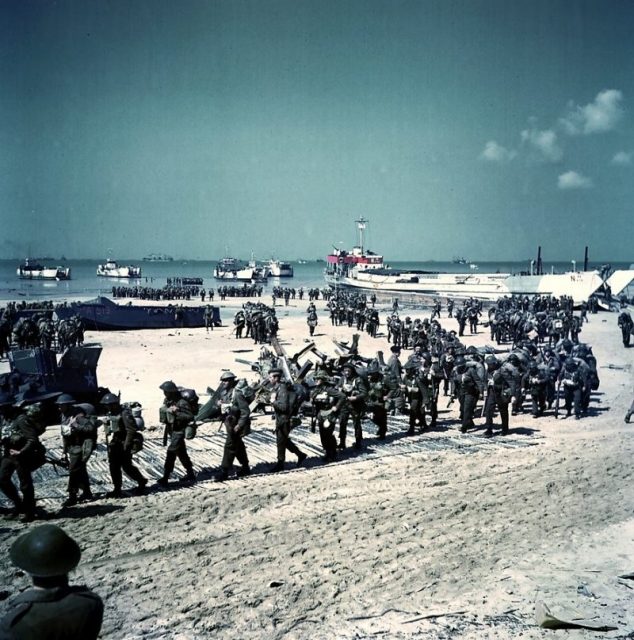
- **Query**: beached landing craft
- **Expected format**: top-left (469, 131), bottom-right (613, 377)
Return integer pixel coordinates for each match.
top-left (16, 258), bottom-right (71, 280)
top-left (213, 257), bottom-right (257, 281)
top-left (96, 258), bottom-right (142, 278)
top-left (268, 259), bottom-right (294, 278)
top-left (324, 218), bottom-right (634, 305)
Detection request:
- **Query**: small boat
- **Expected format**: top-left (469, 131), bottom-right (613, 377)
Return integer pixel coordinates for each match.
top-left (17, 259), bottom-right (71, 280)
top-left (97, 259), bottom-right (142, 278)
top-left (54, 297), bottom-right (220, 330)
top-left (142, 253), bottom-right (174, 262)
top-left (452, 256), bottom-right (468, 265)
top-left (268, 259), bottom-right (294, 277)
top-left (469, 263), bottom-right (479, 270)
top-left (213, 257), bottom-right (256, 281)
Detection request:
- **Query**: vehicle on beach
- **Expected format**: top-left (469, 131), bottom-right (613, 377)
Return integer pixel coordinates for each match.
top-left (213, 257), bottom-right (257, 281)
top-left (268, 259), bottom-right (294, 278)
top-left (97, 259), bottom-right (142, 278)
top-left (54, 296), bottom-right (219, 330)
top-left (324, 218), bottom-right (634, 305)
top-left (17, 259), bottom-right (71, 281)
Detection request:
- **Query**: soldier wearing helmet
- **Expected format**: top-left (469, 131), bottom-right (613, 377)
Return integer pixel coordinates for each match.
top-left (482, 355), bottom-right (512, 437)
top-left (157, 381), bottom-right (197, 487)
top-left (0, 399), bottom-right (46, 522)
top-left (0, 524), bottom-right (103, 639)
top-left (101, 393), bottom-right (148, 498)
top-left (57, 395), bottom-right (98, 507)
top-left (311, 370), bottom-right (340, 461)
top-left (336, 362), bottom-right (368, 450)
top-left (215, 371), bottom-right (252, 481)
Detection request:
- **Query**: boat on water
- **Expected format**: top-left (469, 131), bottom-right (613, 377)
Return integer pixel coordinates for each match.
top-left (54, 296), bottom-right (220, 330)
top-left (324, 218), bottom-right (633, 305)
top-left (469, 263), bottom-right (479, 270)
top-left (97, 259), bottom-right (142, 278)
top-left (213, 257), bottom-right (257, 281)
top-left (452, 256), bottom-right (468, 265)
top-left (17, 259), bottom-right (71, 280)
top-left (142, 253), bottom-right (174, 262)
top-left (268, 259), bottom-right (294, 278)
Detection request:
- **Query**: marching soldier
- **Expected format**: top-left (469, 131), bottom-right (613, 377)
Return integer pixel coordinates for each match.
top-left (215, 372), bottom-right (252, 481)
top-left (526, 363), bottom-right (548, 418)
top-left (101, 393), bottom-right (147, 497)
top-left (365, 363), bottom-right (389, 439)
top-left (270, 368), bottom-right (307, 472)
top-left (402, 360), bottom-right (424, 434)
top-left (0, 400), bottom-right (46, 522)
top-left (157, 381), bottom-right (197, 486)
top-left (310, 371), bottom-right (340, 461)
top-left (459, 359), bottom-right (484, 433)
top-left (337, 362), bottom-right (368, 450)
top-left (483, 356), bottom-right (512, 437)
top-left (57, 395), bottom-right (99, 507)
top-left (559, 359), bottom-right (583, 419)
top-left (420, 355), bottom-right (442, 429)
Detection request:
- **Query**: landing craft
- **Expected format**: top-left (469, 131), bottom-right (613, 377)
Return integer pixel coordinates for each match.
top-left (324, 218), bottom-right (633, 306)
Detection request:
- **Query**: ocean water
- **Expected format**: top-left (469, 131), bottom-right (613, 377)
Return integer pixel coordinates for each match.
top-left (0, 258), bottom-right (631, 304)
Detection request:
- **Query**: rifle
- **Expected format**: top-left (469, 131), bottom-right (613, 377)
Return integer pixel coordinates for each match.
top-left (554, 378), bottom-right (562, 419)
top-left (45, 454), bottom-right (69, 474)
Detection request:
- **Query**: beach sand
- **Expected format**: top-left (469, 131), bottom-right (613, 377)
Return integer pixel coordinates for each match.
top-left (1, 296), bottom-right (633, 639)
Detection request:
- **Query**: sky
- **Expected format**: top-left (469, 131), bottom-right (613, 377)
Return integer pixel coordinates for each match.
top-left (1, 0), bottom-right (633, 261)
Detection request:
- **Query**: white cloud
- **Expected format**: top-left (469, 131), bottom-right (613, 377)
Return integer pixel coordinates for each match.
top-left (558, 170), bottom-right (593, 190)
top-left (611, 150), bottom-right (632, 165)
top-left (479, 140), bottom-right (516, 163)
top-left (520, 127), bottom-right (563, 162)
top-left (560, 89), bottom-right (624, 135)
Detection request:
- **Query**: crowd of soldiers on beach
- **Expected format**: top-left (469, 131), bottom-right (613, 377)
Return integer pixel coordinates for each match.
top-left (3, 289), bottom-right (629, 526)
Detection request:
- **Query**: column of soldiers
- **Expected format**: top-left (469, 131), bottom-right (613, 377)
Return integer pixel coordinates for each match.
top-left (233, 303), bottom-right (279, 343)
top-left (0, 312), bottom-right (84, 353)
top-left (0, 293), bottom-right (615, 519)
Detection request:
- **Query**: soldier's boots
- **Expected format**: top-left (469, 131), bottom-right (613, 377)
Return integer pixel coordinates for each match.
top-left (214, 469), bottom-right (229, 482)
top-left (270, 462), bottom-right (284, 473)
top-left (156, 476), bottom-right (170, 488)
top-left (134, 478), bottom-right (148, 494)
top-left (184, 469), bottom-right (196, 483)
top-left (78, 490), bottom-right (94, 502)
top-left (296, 452), bottom-right (307, 467)
top-left (236, 465), bottom-right (251, 478)
top-left (62, 493), bottom-right (78, 508)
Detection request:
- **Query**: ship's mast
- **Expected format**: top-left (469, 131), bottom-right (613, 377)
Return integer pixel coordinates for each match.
top-left (356, 217), bottom-right (367, 254)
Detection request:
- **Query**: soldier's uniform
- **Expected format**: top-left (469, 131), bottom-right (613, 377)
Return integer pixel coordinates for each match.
top-left (460, 364), bottom-right (484, 432)
top-left (0, 524), bottom-right (103, 640)
top-left (560, 360), bottom-right (583, 419)
top-left (402, 362), bottom-right (424, 434)
top-left (311, 372), bottom-right (340, 460)
top-left (0, 404), bottom-right (45, 521)
top-left (526, 364), bottom-right (548, 418)
top-left (337, 363), bottom-right (368, 449)
top-left (102, 394), bottom-right (147, 497)
top-left (483, 356), bottom-right (512, 436)
top-left (270, 369), bottom-right (306, 472)
top-left (216, 372), bottom-right (251, 480)
top-left (157, 382), bottom-right (196, 486)
top-left (57, 396), bottom-right (98, 506)
top-left (366, 366), bottom-right (389, 439)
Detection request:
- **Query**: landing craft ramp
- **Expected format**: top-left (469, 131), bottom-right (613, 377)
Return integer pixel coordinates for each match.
top-left (4, 413), bottom-right (540, 512)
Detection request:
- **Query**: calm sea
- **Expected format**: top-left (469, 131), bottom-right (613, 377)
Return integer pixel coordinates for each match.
top-left (0, 258), bottom-right (631, 304)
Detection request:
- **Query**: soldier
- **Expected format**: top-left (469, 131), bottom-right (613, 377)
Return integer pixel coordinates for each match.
top-left (234, 310), bottom-right (246, 338)
top-left (0, 524), bottom-right (103, 639)
top-left (336, 362), bottom-right (368, 450)
top-left (57, 395), bottom-right (98, 507)
top-left (386, 345), bottom-right (403, 379)
top-left (270, 368), bottom-right (307, 472)
top-left (483, 356), bottom-right (512, 437)
top-left (365, 363), bottom-right (389, 439)
top-left (625, 395), bottom-right (634, 423)
top-left (618, 311), bottom-right (633, 347)
top-left (420, 355), bottom-right (443, 429)
top-left (559, 359), bottom-right (583, 419)
top-left (526, 362), bottom-right (548, 418)
top-left (307, 307), bottom-right (318, 337)
top-left (311, 371), bottom-right (340, 461)
top-left (101, 393), bottom-right (148, 497)
top-left (0, 400), bottom-right (46, 522)
top-left (215, 371), bottom-right (252, 481)
top-left (459, 358), bottom-right (484, 433)
top-left (156, 381), bottom-right (196, 487)
top-left (204, 305), bottom-right (214, 332)
top-left (402, 360), bottom-right (424, 434)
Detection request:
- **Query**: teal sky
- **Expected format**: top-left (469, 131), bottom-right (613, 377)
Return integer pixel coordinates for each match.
top-left (1, 0), bottom-right (632, 261)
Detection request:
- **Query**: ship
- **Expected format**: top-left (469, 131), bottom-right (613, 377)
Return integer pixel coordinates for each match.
top-left (54, 297), bottom-right (220, 330)
top-left (452, 256), bottom-right (468, 265)
top-left (17, 259), bottom-right (71, 280)
top-left (213, 257), bottom-right (257, 281)
top-left (324, 218), bottom-right (634, 305)
top-left (97, 259), bottom-right (142, 278)
top-left (268, 259), bottom-right (294, 277)
top-left (142, 253), bottom-right (174, 262)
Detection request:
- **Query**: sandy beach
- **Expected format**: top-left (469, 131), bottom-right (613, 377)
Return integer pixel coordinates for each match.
top-left (1, 296), bottom-right (633, 639)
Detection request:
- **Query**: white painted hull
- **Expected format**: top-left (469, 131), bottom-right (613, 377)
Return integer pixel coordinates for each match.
top-left (17, 265), bottom-right (71, 280)
top-left (97, 265), bottom-right (142, 278)
top-left (325, 269), bottom-right (605, 305)
top-left (268, 260), bottom-right (294, 277)
top-left (214, 266), bottom-right (256, 281)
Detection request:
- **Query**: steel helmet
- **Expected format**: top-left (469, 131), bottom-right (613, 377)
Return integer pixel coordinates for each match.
top-left (159, 380), bottom-right (179, 393)
top-left (220, 371), bottom-right (236, 381)
top-left (100, 393), bottom-right (119, 406)
top-left (10, 525), bottom-right (81, 577)
top-left (55, 394), bottom-right (76, 405)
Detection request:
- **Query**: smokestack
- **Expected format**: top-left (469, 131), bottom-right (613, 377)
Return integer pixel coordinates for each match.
top-left (536, 246), bottom-right (542, 275)
top-left (584, 246), bottom-right (589, 272)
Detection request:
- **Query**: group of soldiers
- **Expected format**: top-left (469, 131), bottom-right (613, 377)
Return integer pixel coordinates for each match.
top-left (233, 303), bottom-right (279, 343)
top-left (111, 284), bottom-right (205, 301)
top-left (217, 284), bottom-right (264, 299)
top-left (0, 311), bottom-right (84, 356)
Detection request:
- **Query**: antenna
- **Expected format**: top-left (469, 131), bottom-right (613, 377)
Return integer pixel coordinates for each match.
top-left (356, 217), bottom-right (367, 254)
